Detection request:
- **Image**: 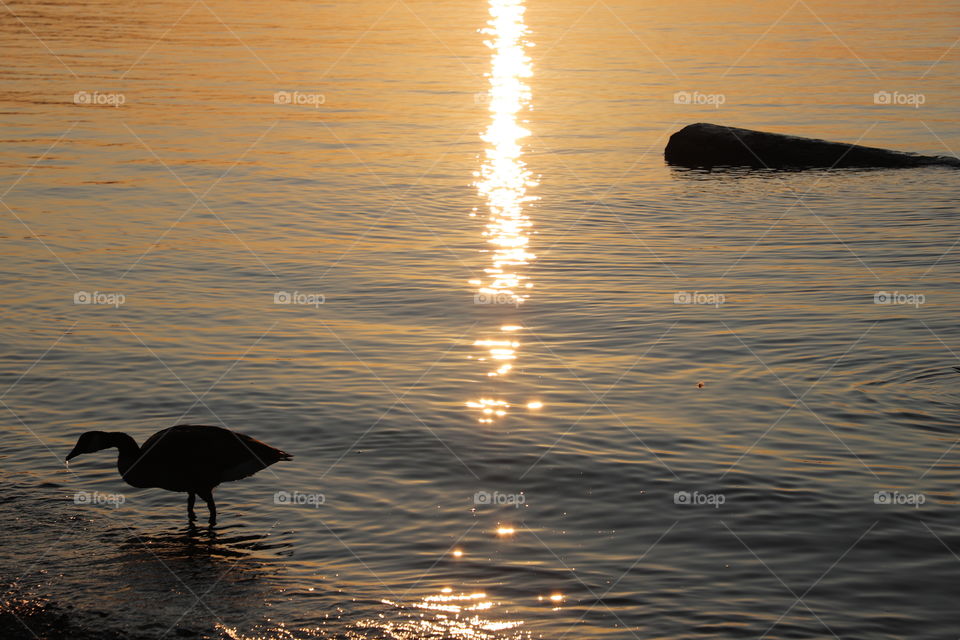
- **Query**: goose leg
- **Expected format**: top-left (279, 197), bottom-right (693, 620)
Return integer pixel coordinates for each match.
top-left (198, 488), bottom-right (216, 526)
top-left (187, 492), bottom-right (197, 522)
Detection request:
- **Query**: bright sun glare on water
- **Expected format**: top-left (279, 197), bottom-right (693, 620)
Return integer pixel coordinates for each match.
top-left (369, 589), bottom-right (526, 639)
top-left (468, 0), bottom-right (539, 424)
top-left (350, 5), bottom-right (540, 632)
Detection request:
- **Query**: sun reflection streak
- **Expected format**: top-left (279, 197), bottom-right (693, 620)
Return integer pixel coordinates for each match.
top-left (469, 0), bottom-right (539, 423)
top-left (369, 588), bottom-right (529, 639)
top-left (475, 0), bottom-right (537, 308)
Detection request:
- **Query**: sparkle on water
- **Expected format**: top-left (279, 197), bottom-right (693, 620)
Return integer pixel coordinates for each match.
top-left (371, 589), bottom-right (526, 639)
top-left (469, 0), bottom-right (537, 424)
top-left (356, 3), bottom-right (536, 636)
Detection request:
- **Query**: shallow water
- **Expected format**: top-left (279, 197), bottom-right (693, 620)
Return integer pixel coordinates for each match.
top-left (3, 0), bottom-right (960, 638)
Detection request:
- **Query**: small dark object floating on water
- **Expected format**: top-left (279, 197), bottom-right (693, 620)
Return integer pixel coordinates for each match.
top-left (66, 425), bottom-right (292, 525)
top-left (664, 122), bottom-right (960, 170)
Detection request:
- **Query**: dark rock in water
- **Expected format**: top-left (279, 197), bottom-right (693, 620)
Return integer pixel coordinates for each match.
top-left (664, 122), bottom-right (960, 170)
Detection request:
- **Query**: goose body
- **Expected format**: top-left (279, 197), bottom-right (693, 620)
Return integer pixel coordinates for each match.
top-left (67, 425), bottom-right (292, 524)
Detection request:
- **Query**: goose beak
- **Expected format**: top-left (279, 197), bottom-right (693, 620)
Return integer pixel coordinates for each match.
top-left (66, 446), bottom-right (81, 462)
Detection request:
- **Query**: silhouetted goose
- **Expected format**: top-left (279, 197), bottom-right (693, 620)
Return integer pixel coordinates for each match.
top-left (66, 424), bottom-right (292, 525)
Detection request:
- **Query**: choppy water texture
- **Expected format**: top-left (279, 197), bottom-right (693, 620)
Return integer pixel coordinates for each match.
top-left (3, 0), bottom-right (960, 638)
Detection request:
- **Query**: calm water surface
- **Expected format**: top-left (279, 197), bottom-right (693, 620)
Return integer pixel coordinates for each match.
top-left (3, 1), bottom-right (960, 638)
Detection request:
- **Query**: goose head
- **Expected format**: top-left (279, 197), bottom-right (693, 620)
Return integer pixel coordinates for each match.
top-left (66, 431), bottom-right (114, 461)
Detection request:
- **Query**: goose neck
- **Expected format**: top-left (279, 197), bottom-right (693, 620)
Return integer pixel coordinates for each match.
top-left (108, 432), bottom-right (141, 475)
